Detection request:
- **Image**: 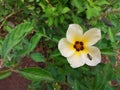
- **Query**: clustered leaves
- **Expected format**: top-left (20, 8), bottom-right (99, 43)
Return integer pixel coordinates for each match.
top-left (0, 0), bottom-right (120, 90)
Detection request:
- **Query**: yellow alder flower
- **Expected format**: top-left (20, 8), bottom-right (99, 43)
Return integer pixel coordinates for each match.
top-left (58, 24), bottom-right (101, 68)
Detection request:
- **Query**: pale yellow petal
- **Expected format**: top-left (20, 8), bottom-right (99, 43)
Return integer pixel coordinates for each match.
top-left (83, 28), bottom-right (101, 45)
top-left (85, 46), bottom-right (101, 66)
top-left (67, 52), bottom-right (85, 68)
top-left (66, 24), bottom-right (83, 43)
top-left (58, 38), bottom-right (75, 57)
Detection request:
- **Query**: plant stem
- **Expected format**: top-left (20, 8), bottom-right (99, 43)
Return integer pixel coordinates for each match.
top-left (101, 8), bottom-right (120, 17)
top-left (0, 11), bottom-right (16, 29)
top-left (89, 8), bottom-right (120, 24)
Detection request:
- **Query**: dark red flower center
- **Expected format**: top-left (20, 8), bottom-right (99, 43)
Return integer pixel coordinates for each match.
top-left (73, 41), bottom-right (84, 51)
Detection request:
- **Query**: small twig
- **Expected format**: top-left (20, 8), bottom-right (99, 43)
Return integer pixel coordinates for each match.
top-left (10, 69), bottom-right (19, 73)
top-left (0, 59), bottom-right (4, 69)
top-left (101, 8), bottom-right (120, 17)
top-left (0, 11), bottom-right (17, 29)
top-left (89, 8), bottom-right (120, 24)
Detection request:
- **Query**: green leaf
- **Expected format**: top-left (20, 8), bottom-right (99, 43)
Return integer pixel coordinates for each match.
top-left (0, 70), bottom-right (12, 80)
top-left (27, 5), bottom-right (35, 10)
top-left (19, 67), bottom-right (54, 81)
top-left (94, 71), bottom-right (103, 89)
top-left (30, 53), bottom-right (45, 62)
top-left (101, 49), bottom-right (116, 56)
top-left (94, 64), bottom-right (113, 90)
top-left (4, 25), bottom-right (13, 33)
top-left (108, 28), bottom-right (115, 43)
top-left (50, 50), bottom-right (61, 58)
top-left (0, 38), bottom-right (3, 55)
top-left (21, 0), bottom-right (24, 3)
top-left (104, 83), bottom-right (116, 90)
top-left (73, 80), bottom-right (80, 90)
top-left (61, 7), bottom-right (70, 14)
top-left (108, 28), bottom-right (116, 48)
top-left (86, 6), bottom-right (101, 19)
top-left (27, 32), bottom-right (43, 53)
top-left (103, 64), bottom-right (113, 80)
top-left (2, 22), bottom-right (33, 60)
top-left (48, 17), bottom-right (54, 26)
top-left (71, 0), bottom-right (85, 13)
top-left (95, 0), bottom-right (109, 6)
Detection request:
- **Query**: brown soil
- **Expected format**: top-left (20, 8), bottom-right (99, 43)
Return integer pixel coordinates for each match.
top-left (0, 72), bottom-right (31, 90)
top-left (0, 56), bottom-right (39, 90)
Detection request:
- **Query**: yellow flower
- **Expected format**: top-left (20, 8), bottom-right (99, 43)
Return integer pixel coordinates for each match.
top-left (58, 24), bottom-right (101, 68)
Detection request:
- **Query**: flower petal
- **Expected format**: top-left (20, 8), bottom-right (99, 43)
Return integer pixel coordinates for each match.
top-left (85, 46), bottom-right (101, 66)
top-left (83, 28), bottom-right (101, 45)
top-left (58, 38), bottom-right (75, 57)
top-left (67, 52), bottom-right (85, 68)
top-left (66, 24), bottom-right (83, 43)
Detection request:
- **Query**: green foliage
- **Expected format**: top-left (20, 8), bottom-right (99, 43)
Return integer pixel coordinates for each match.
top-left (30, 52), bottom-right (45, 62)
top-left (26, 32), bottom-right (43, 54)
top-left (19, 67), bottom-right (53, 81)
top-left (0, 70), bottom-right (12, 80)
top-left (0, 0), bottom-right (120, 89)
top-left (2, 22), bottom-right (33, 60)
top-left (86, 6), bottom-right (101, 19)
top-left (93, 64), bottom-right (114, 90)
top-left (0, 38), bottom-right (3, 55)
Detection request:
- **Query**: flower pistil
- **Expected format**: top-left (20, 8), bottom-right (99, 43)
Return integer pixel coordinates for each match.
top-left (73, 41), bottom-right (84, 51)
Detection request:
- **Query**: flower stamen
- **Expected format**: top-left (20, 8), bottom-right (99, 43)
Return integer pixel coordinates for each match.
top-left (74, 41), bottom-right (84, 51)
